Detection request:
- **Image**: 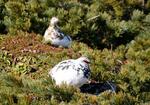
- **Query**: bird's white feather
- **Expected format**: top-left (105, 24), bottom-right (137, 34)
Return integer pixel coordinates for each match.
top-left (44, 17), bottom-right (72, 48)
top-left (49, 57), bottom-right (90, 87)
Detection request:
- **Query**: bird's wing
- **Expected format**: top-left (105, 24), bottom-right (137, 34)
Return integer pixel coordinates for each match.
top-left (65, 35), bottom-right (72, 41)
top-left (50, 60), bottom-right (90, 79)
top-left (51, 59), bottom-right (75, 73)
top-left (56, 29), bottom-right (65, 39)
top-left (72, 62), bottom-right (90, 79)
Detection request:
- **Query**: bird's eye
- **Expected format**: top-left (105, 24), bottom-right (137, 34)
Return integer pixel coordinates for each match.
top-left (83, 60), bottom-right (90, 64)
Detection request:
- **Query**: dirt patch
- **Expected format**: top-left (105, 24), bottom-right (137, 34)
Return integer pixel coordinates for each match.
top-left (0, 33), bottom-right (64, 56)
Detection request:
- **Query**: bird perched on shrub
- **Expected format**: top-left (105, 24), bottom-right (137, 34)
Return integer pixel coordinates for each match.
top-left (43, 17), bottom-right (72, 48)
top-left (49, 56), bottom-right (91, 88)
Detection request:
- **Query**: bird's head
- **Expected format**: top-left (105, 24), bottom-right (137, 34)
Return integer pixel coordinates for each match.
top-left (77, 56), bottom-right (90, 64)
top-left (50, 17), bottom-right (59, 26)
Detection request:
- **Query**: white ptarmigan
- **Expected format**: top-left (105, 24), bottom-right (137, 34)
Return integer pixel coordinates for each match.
top-left (44, 17), bottom-right (72, 48)
top-left (49, 56), bottom-right (91, 88)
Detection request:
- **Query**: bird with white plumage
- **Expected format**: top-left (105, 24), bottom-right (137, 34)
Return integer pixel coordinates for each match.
top-left (49, 56), bottom-right (91, 88)
top-left (43, 17), bottom-right (72, 48)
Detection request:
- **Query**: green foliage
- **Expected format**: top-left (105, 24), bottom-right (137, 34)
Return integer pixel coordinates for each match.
top-left (0, 31), bottom-right (150, 104)
top-left (12, 56), bottom-right (37, 75)
top-left (131, 9), bottom-right (144, 21)
top-left (4, 1), bottom-right (31, 34)
top-left (0, 50), bottom-right (12, 72)
top-left (0, 0), bottom-right (149, 48)
top-left (117, 30), bottom-right (150, 100)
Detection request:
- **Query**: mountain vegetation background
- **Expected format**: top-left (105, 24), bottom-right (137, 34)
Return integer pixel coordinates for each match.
top-left (0, 0), bottom-right (150, 104)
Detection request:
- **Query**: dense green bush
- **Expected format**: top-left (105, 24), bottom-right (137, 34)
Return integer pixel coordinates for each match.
top-left (0, 0), bottom-right (149, 48)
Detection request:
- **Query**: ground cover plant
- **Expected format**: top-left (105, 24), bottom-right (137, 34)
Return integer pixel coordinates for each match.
top-left (0, 0), bottom-right (150, 104)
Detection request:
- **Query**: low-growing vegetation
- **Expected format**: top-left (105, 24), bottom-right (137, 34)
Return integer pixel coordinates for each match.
top-left (0, 0), bottom-right (150, 104)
